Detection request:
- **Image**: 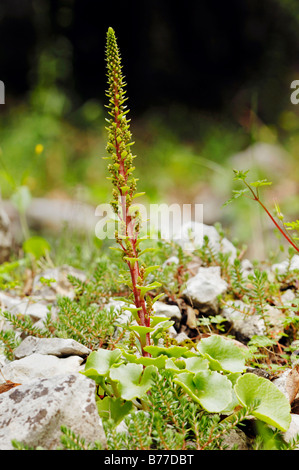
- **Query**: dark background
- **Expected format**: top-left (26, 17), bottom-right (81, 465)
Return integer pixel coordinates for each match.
top-left (0, 0), bottom-right (298, 262)
top-left (1, 0), bottom-right (299, 123)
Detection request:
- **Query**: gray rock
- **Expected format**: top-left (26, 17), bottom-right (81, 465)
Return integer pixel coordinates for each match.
top-left (0, 373), bottom-right (106, 450)
top-left (110, 298), bottom-right (181, 329)
top-left (221, 300), bottom-right (266, 340)
top-left (162, 256), bottom-right (179, 266)
top-left (229, 142), bottom-right (290, 177)
top-left (183, 266), bottom-right (228, 313)
top-left (240, 259), bottom-right (254, 277)
top-left (265, 304), bottom-right (285, 338)
top-left (27, 197), bottom-right (99, 235)
top-left (0, 292), bottom-right (49, 321)
top-left (0, 292), bottom-right (51, 322)
top-left (174, 222), bottom-right (237, 262)
top-left (32, 265), bottom-right (87, 301)
top-left (174, 332), bottom-right (190, 344)
top-left (107, 299), bottom-right (134, 326)
top-left (272, 255), bottom-right (299, 275)
top-left (246, 367), bottom-right (270, 379)
top-left (1, 353), bottom-right (85, 383)
top-left (165, 326), bottom-right (178, 339)
top-left (0, 352), bottom-right (9, 368)
top-left (283, 414), bottom-right (299, 447)
top-left (221, 428), bottom-right (249, 450)
top-left (0, 206), bottom-right (12, 263)
top-left (153, 301), bottom-right (181, 320)
top-left (13, 336), bottom-right (91, 360)
top-left (272, 369), bottom-right (292, 400)
top-left (281, 289), bottom-right (296, 305)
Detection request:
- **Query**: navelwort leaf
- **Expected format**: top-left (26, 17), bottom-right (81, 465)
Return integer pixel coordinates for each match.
top-left (80, 349), bottom-right (122, 384)
top-left (23, 236), bottom-right (51, 260)
top-left (234, 373), bottom-right (291, 432)
top-left (109, 363), bottom-right (158, 401)
top-left (174, 370), bottom-right (233, 413)
top-left (122, 350), bottom-right (167, 369)
top-left (96, 396), bottom-right (133, 426)
top-left (144, 344), bottom-right (196, 358)
top-left (197, 335), bottom-right (246, 373)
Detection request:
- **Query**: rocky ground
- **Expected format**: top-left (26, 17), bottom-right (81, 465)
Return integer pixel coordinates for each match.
top-left (0, 216), bottom-right (299, 450)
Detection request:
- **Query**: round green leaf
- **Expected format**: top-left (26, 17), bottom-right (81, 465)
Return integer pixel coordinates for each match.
top-left (184, 356), bottom-right (210, 373)
top-left (234, 373), bottom-right (291, 432)
top-left (122, 350), bottom-right (167, 369)
top-left (144, 345), bottom-right (194, 358)
top-left (109, 363), bottom-right (158, 401)
top-left (23, 236), bottom-right (51, 259)
top-left (165, 358), bottom-right (185, 373)
top-left (221, 373), bottom-right (242, 414)
top-left (97, 396), bottom-right (133, 425)
top-left (197, 335), bottom-right (246, 373)
top-left (174, 370), bottom-right (233, 412)
top-left (80, 349), bottom-right (122, 383)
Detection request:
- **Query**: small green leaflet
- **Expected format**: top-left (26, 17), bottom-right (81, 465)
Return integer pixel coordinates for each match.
top-left (250, 179), bottom-right (272, 188)
top-left (222, 189), bottom-right (249, 207)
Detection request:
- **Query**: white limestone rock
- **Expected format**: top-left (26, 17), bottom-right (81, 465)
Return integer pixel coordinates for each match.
top-left (0, 206), bottom-right (12, 263)
top-left (183, 266), bottom-right (228, 313)
top-left (0, 292), bottom-right (51, 322)
top-left (0, 353), bottom-right (85, 384)
top-left (271, 255), bottom-right (299, 275)
top-left (32, 265), bottom-right (87, 301)
top-left (283, 414), bottom-right (299, 448)
top-left (153, 301), bottom-right (181, 320)
top-left (221, 299), bottom-right (266, 340)
top-left (173, 222), bottom-right (237, 262)
top-left (13, 336), bottom-right (91, 360)
top-left (0, 373), bottom-right (106, 449)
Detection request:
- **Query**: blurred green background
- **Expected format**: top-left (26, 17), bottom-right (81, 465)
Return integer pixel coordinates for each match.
top-left (0, 0), bottom-right (299, 262)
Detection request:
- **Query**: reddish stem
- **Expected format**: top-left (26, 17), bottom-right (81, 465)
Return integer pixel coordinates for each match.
top-left (247, 184), bottom-right (299, 254)
top-left (112, 83), bottom-right (151, 356)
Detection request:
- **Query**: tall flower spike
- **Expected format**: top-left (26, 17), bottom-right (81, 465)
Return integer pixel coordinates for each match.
top-left (105, 27), bottom-right (135, 206)
top-left (105, 27), bottom-right (156, 356)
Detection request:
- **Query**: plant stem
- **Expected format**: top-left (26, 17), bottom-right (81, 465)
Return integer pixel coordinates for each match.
top-left (245, 182), bottom-right (299, 253)
top-left (105, 27), bottom-right (150, 355)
